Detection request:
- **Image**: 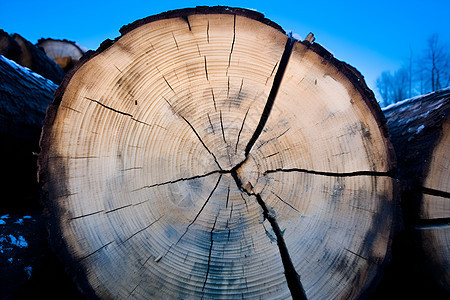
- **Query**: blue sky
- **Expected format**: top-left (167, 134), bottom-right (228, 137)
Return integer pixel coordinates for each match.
top-left (1, 0), bottom-right (449, 101)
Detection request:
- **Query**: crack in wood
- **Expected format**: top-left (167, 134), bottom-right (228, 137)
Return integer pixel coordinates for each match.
top-left (163, 175), bottom-right (222, 259)
top-left (85, 97), bottom-right (133, 117)
top-left (230, 165), bottom-right (307, 299)
top-left (235, 108), bottom-right (249, 153)
top-left (244, 37), bottom-right (295, 157)
top-left (270, 191), bottom-right (302, 214)
top-left (421, 186), bottom-right (450, 199)
top-left (202, 213), bottom-right (219, 292)
top-left (105, 204), bottom-right (133, 214)
top-left (265, 61), bottom-right (278, 85)
top-left (132, 169), bottom-right (223, 191)
top-left (226, 185), bottom-right (231, 208)
top-left (220, 110), bottom-right (227, 144)
top-left (182, 15), bottom-right (191, 31)
top-left (204, 56), bottom-right (209, 80)
top-left (207, 20), bottom-right (210, 43)
top-left (210, 88), bottom-right (217, 111)
top-left (207, 113), bottom-right (215, 134)
top-left (122, 216), bottom-right (163, 243)
top-left (162, 76), bottom-right (175, 93)
top-left (162, 96), bottom-right (222, 170)
top-left (414, 218), bottom-right (450, 228)
top-left (70, 210), bottom-right (105, 220)
top-left (226, 14), bottom-right (236, 76)
top-left (264, 168), bottom-right (394, 178)
top-left (172, 33), bottom-right (179, 50)
top-left (78, 241), bottom-right (114, 262)
top-left (256, 127), bottom-right (291, 150)
top-left (344, 248), bottom-right (369, 261)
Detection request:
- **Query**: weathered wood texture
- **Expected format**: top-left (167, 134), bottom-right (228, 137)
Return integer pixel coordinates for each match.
top-left (0, 30), bottom-right (65, 84)
top-left (383, 88), bottom-right (450, 292)
top-left (0, 55), bottom-right (57, 211)
top-left (37, 38), bottom-right (86, 71)
top-left (38, 7), bottom-right (396, 299)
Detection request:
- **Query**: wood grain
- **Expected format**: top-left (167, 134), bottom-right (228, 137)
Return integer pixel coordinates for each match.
top-left (39, 7), bottom-right (396, 299)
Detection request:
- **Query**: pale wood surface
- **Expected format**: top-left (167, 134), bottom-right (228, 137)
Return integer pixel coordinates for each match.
top-left (37, 38), bottom-right (86, 70)
top-left (39, 7), bottom-right (396, 299)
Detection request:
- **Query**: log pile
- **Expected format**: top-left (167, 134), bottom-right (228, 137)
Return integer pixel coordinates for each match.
top-left (37, 38), bottom-right (86, 71)
top-left (38, 7), bottom-right (397, 299)
top-left (383, 88), bottom-right (450, 293)
top-left (0, 55), bottom-right (57, 211)
top-left (0, 30), bottom-right (65, 84)
top-left (1, 5), bottom-right (449, 300)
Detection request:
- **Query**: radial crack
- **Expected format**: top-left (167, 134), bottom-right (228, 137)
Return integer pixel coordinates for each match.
top-left (264, 168), bottom-right (393, 178)
top-left (244, 37), bottom-right (295, 157)
top-left (85, 97), bottom-right (133, 117)
top-left (230, 168), bottom-right (307, 299)
top-left (162, 97), bottom-right (222, 170)
top-left (254, 193), bottom-right (307, 299)
top-left (163, 175), bottom-right (222, 259)
top-left (202, 213), bottom-right (219, 292)
top-left (132, 170), bottom-right (223, 191)
top-left (235, 108), bottom-right (249, 153)
top-left (226, 14), bottom-right (236, 75)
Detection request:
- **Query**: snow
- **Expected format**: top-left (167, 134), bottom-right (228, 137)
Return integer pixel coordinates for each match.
top-left (0, 220), bottom-right (5, 225)
top-left (382, 86), bottom-right (450, 111)
top-left (416, 125), bottom-right (425, 134)
top-left (1, 214), bottom-right (10, 219)
top-left (8, 235), bottom-right (28, 248)
top-left (14, 219), bottom-right (24, 225)
top-left (0, 55), bottom-right (58, 88)
top-left (24, 266), bottom-right (32, 279)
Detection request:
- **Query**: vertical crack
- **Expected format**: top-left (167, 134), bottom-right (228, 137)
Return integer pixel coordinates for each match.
top-left (226, 14), bottom-right (236, 75)
top-left (244, 37), bottom-right (294, 157)
top-left (204, 56), bottom-right (209, 80)
top-left (220, 110), bottom-right (227, 144)
top-left (163, 175), bottom-right (222, 259)
top-left (235, 108), bottom-right (249, 153)
top-left (253, 193), bottom-right (307, 299)
top-left (230, 168), bottom-right (307, 299)
top-left (207, 20), bottom-right (210, 43)
top-left (202, 213), bottom-right (219, 292)
top-left (211, 88), bottom-right (217, 111)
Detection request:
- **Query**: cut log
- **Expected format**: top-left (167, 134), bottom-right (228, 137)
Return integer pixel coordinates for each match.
top-left (38, 7), bottom-right (396, 299)
top-left (383, 88), bottom-right (450, 293)
top-left (0, 55), bottom-right (58, 211)
top-left (36, 38), bottom-right (86, 71)
top-left (0, 30), bottom-right (65, 84)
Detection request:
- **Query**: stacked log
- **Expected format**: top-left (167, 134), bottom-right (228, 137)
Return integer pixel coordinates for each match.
top-left (383, 88), bottom-right (450, 293)
top-left (0, 30), bottom-right (65, 84)
top-left (0, 55), bottom-right (58, 211)
top-left (37, 38), bottom-right (86, 71)
top-left (38, 7), bottom-right (397, 299)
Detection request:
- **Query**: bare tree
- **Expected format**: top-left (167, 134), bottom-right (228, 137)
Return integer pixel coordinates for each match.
top-left (422, 34), bottom-right (450, 91)
top-left (376, 66), bottom-right (410, 106)
top-left (377, 34), bottom-right (450, 107)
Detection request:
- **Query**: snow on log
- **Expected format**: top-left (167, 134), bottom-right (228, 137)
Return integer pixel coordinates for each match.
top-left (0, 55), bottom-right (58, 211)
top-left (38, 7), bottom-right (396, 299)
top-left (383, 88), bottom-right (450, 292)
top-left (37, 38), bottom-right (86, 71)
top-left (0, 30), bottom-right (65, 84)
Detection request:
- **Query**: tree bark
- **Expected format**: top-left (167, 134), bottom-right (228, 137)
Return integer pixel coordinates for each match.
top-left (38, 6), bottom-right (396, 300)
top-left (36, 38), bottom-right (86, 71)
top-left (0, 55), bottom-right (58, 211)
top-left (0, 30), bottom-right (65, 84)
top-left (383, 88), bottom-right (450, 293)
